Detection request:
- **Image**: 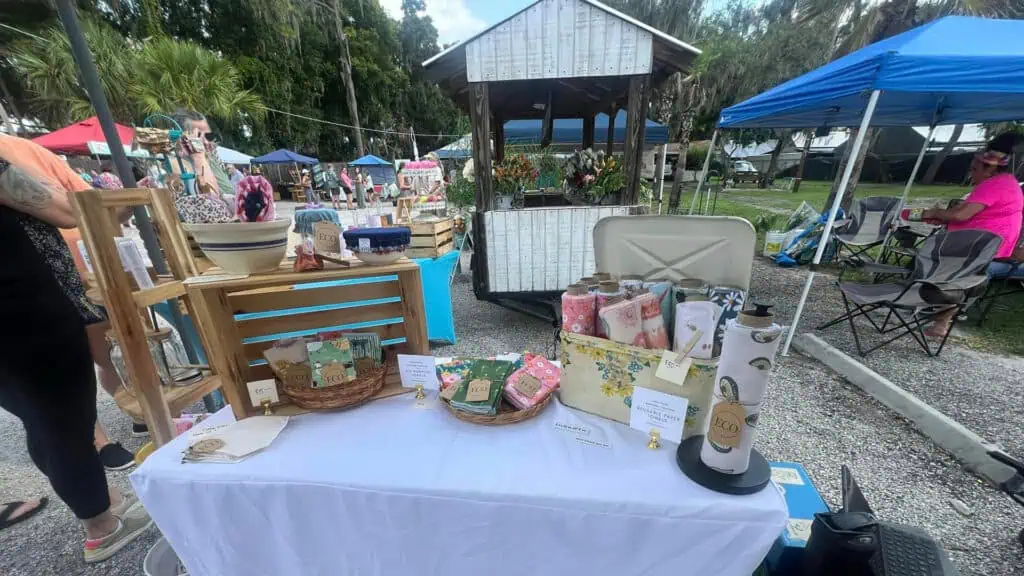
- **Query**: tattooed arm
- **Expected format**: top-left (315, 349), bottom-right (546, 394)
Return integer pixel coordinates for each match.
top-left (0, 161), bottom-right (77, 228)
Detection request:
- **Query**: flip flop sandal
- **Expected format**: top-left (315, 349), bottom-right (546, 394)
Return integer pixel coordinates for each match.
top-left (0, 498), bottom-right (48, 531)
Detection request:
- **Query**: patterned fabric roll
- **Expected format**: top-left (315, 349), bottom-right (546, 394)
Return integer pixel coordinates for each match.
top-left (636, 292), bottom-right (669, 349)
top-left (562, 288), bottom-right (597, 336)
top-left (598, 299), bottom-right (646, 348)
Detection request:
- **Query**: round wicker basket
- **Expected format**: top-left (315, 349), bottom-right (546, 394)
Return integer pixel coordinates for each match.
top-left (441, 393), bottom-right (553, 426)
top-left (281, 360), bottom-right (389, 411)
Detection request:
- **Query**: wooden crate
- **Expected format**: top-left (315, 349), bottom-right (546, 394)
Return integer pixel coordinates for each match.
top-left (186, 259), bottom-right (429, 420)
top-left (408, 218), bottom-right (454, 258)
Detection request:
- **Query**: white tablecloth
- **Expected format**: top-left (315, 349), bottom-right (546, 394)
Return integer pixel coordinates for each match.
top-left (132, 396), bottom-right (787, 576)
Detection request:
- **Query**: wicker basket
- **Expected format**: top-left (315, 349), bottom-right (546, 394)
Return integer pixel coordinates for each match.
top-left (442, 393), bottom-right (553, 426)
top-left (281, 359), bottom-right (389, 411)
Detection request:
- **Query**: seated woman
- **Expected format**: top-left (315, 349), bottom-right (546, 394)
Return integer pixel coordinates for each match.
top-left (918, 132), bottom-right (1023, 337)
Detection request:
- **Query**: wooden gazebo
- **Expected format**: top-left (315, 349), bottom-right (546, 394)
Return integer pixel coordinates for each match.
top-left (424, 0), bottom-right (700, 305)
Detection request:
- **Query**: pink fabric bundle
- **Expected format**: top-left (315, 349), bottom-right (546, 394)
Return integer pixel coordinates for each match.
top-left (561, 290), bottom-right (597, 336)
top-left (598, 299), bottom-right (647, 348)
top-left (503, 353), bottom-right (561, 409)
top-left (636, 292), bottom-right (669, 349)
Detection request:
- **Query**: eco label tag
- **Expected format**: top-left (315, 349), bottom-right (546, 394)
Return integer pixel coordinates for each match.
top-left (397, 354), bottom-right (440, 390)
top-left (465, 379), bottom-right (491, 402)
top-left (707, 401), bottom-right (746, 449)
top-left (358, 238), bottom-right (371, 252)
top-left (246, 379), bottom-right (280, 408)
top-left (513, 374), bottom-right (543, 399)
top-left (629, 386), bottom-right (687, 444)
top-left (770, 467), bottom-right (805, 486)
top-left (655, 350), bottom-right (692, 386)
top-left (313, 222), bottom-right (341, 253)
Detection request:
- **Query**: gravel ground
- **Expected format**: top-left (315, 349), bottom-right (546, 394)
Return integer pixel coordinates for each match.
top-left (2, 253), bottom-right (1021, 575)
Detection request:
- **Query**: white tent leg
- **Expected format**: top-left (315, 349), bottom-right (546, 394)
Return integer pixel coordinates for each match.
top-left (655, 143), bottom-right (667, 213)
top-left (877, 125), bottom-right (935, 262)
top-left (782, 89), bottom-right (881, 356)
top-left (689, 129), bottom-right (718, 215)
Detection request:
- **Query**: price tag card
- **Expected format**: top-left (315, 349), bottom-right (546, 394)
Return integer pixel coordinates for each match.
top-left (655, 350), bottom-right (692, 386)
top-left (629, 386), bottom-right (688, 444)
top-left (465, 379), bottom-right (490, 402)
top-left (397, 354), bottom-right (440, 390)
top-left (313, 222), bottom-right (341, 253)
top-left (246, 379), bottom-right (280, 407)
top-left (513, 374), bottom-right (542, 399)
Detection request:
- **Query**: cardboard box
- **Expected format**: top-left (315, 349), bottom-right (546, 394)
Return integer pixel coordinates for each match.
top-left (764, 462), bottom-right (830, 575)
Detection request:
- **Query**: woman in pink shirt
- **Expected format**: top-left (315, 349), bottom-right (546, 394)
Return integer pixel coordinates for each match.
top-left (922, 132), bottom-right (1022, 336)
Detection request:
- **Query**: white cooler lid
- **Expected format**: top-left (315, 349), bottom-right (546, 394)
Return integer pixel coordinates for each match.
top-left (593, 215), bottom-right (755, 290)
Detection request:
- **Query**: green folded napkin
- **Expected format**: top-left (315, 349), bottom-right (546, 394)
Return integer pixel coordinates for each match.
top-left (448, 359), bottom-right (512, 415)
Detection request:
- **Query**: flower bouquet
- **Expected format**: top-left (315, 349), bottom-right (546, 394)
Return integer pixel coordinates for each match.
top-left (493, 153), bottom-right (537, 209)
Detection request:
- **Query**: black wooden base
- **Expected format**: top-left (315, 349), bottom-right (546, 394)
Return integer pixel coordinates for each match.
top-left (676, 435), bottom-right (771, 495)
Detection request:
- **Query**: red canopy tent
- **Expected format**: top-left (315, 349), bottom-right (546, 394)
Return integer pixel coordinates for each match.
top-left (32, 116), bottom-right (135, 155)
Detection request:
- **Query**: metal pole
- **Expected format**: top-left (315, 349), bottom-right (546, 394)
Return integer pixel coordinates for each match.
top-left (898, 125), bottom-right (935, 210)
top-left (55, 0), bottom-right (199, 369)
top-left (782, 89), bottom-right (881, 356)
top-left (654, 143), bottom-right (667, 213)
top-left (411, 126), bottom-right (420, 161)
top-left (689, 129), bottom-right (717, 215)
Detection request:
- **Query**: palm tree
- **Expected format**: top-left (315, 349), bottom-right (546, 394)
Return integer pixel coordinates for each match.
top-left (132, 37), bottom-right (265, 124)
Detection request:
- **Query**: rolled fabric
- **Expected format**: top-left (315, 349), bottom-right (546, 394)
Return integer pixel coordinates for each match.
top-left (709, 286), bottom-right (746, 357)
top-left (621, 274), bottom-right (644, 298)
top-left (636, 292), bottom-right (669, 349)
top-left (595, 280), bottom-right (624, 338)
top-left (673, 301), bottom-right (719, 359)
top-left (598, 298), bottom-right (646, 348)
top-left (699, 307), bottom-right (785, 475)
top-left (642, 281), bottom-right (674, 342)
top-left (561, 284), bottom-right (597, 336)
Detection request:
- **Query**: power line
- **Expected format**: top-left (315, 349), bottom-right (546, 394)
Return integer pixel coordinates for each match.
top-left (0, 22), bottom-right (46, 41)
top-left (264, 106), bottom-right (466, 139)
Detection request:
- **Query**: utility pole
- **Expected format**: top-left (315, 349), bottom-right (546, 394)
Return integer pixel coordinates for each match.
top-left (332, 0), bottom-right (365, 156)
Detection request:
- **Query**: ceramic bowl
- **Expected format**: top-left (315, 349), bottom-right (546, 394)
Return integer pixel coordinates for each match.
top-left (354, 249), bottom-right (407, 265)
top-left (183, 219), bottom-right (290, 274)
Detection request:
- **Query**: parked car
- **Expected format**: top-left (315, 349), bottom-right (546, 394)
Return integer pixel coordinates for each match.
top-left (731, 160), bottom-right (758, 175)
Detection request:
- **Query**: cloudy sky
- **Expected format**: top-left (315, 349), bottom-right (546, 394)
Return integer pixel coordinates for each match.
top-left (378, 0), bottom-right (534, 45)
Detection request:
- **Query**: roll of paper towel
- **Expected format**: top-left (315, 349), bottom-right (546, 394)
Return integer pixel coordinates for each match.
top-left (699, 307), bottom-right (785, 475)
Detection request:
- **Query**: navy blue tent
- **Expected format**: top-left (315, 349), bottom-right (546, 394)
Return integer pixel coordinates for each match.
top-left (252, 149), bottom-right (319, 164)
top-left (719, 16), bottom-right (1024, 129)
top-left (504, 110), bottom-right (668, 145)
top-left (349, 154), bottom-right (396, 185)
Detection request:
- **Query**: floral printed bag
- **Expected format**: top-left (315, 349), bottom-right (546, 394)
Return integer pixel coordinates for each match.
top-left (559, 331), bottom-right (716, 438)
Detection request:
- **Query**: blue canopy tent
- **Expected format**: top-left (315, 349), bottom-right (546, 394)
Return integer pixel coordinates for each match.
top-left (703, 16), bottom-right (1024, 354)
top-left (349, 154), bottom-right (396, 185)
top-left (433, 111), bottom-right (669, 159)
top-left (251, 149), bottom-right (319, 164)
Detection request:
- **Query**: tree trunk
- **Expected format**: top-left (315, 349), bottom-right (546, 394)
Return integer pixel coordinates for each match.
top-left (667, 111), bottom-right (694, 213)
top-left (0, 99), bottom-right (14, 135)
top-left (793, 129), bottom-right (813, 193)
top-left (920, 124), bottom-right (963, 185)
top-left (334, 0), bottom-right (365, 156)
top-left (824, 127), bottom-right (879, 214)
top-left (759, 131), bottom-right (789, 189)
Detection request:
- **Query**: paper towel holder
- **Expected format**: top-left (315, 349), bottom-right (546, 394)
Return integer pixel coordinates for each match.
top-left (676, 435), bottom-right (771, 495)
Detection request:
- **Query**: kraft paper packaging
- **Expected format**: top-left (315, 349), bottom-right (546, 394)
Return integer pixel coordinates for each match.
top-left (699, 317), bottom-right (784, 475)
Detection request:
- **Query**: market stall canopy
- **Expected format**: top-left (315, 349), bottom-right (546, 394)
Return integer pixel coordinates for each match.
top-left (349, 154), bottom-right (396, 185)
top-left (251, 149), bottom-right (318, 164)
top-left (217, 145), bottom-right (253, 165)
top-left (433, 134), bottom-right (475, 160)
top-left (32, 116), bottom-right (135, 155)
top-left (718, 16), bottom-right (1024, 129)
top-left (505, 110), bottom-right (668, 145)
top-left (421, 0), bottom-right (700, 118)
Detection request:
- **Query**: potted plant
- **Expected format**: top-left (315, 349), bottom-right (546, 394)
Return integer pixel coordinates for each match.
top-left (493, 153), bottom-right (537, 209)
top-left (563, 148), bottom-right (626, 206)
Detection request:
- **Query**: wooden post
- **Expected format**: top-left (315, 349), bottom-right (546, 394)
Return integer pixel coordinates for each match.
top-left (397, 269), bottom-right (429, 355)
top-left (606, 107), bottom-right (616, 155)
top-left (540, 90), bottom-right (554, 148)
top-left (468, 82), bottom-right (494, 212)
top-left (623, 75), bottom-right (651, 205)
top-left (494, 114), bottom-right (505, 165)
top-left (582, 113), bottom-right (595, 150)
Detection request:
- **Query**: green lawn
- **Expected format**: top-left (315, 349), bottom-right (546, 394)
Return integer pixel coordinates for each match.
top-left (678, 180), bottom-right (1022, 357)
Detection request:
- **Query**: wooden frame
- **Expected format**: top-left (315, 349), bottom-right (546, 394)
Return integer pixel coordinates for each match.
top-left (72, 188), bottom-right (221, 447)
top-left (185, 259), bottom-right (429, 421)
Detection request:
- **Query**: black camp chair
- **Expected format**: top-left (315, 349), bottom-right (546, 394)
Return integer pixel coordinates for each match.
top-left (833, 196), bottom-right (902, 278)
top-left (817, 229), bottom-right (1001, 357)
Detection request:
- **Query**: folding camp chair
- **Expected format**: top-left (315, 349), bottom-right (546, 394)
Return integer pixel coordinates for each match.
top-left (833, 196), bottom-right (901, 278)
top-left (975, 258), bottom-right (1024, 326)
top-left (817, 229), bottom-right (1001, 357)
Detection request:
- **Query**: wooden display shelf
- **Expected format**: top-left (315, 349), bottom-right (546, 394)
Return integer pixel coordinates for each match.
top-left (132, 279), bottom-right (186, 308)
top-left (186, 259), bottom-right (428, 420)
top-left (113, 375), bottom-right (222, 422)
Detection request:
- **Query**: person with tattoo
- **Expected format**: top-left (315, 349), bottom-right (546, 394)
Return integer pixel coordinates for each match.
top-left (0, 140), bottom-right (155, 562)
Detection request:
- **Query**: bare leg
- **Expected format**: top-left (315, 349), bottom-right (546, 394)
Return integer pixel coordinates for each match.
top-left (82, 510), bottom-right (120, 540)
top-left (85, 322), bottom-right (123, 398)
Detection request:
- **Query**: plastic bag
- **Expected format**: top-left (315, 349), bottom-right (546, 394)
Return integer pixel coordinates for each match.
top-left (785, 201), bottom-right (819, 232)
top-left (294, 239), bottom-right (324, 272)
